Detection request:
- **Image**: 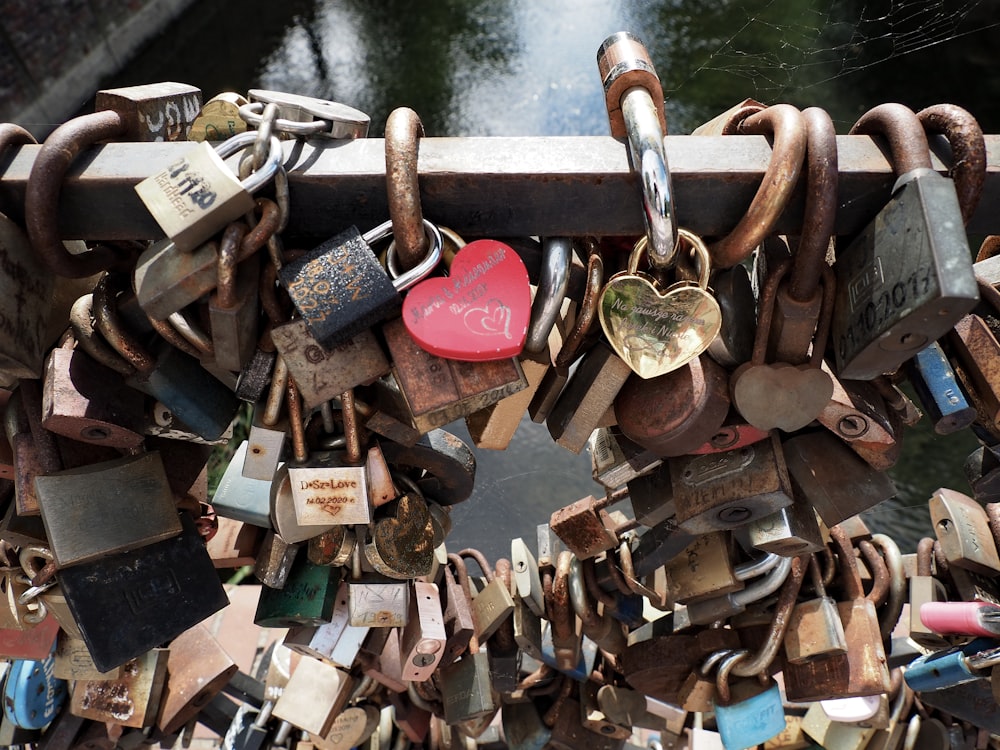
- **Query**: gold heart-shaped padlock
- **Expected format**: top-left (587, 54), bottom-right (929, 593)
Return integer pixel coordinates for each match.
top-left (599, 229), bottom-right (722, 379)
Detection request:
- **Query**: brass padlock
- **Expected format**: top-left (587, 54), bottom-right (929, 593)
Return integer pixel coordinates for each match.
top-left (134, 130), bottom-right (281, 253)
top-left (70, 648), bottom-right (169, 729)
top-left (33, 451), bottom-right (182, 567)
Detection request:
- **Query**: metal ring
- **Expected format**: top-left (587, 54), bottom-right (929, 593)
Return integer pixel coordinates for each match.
top-left (734, 551), bottom-right (780, 581)
top-left (622, 87), bottom-right (678, 268)
top-left (526, 237), bottom-right (572, 353)
top-left (238, 102), bottom-right (329, 136)
top-left (381, 219), bottom-right (443, 290)
top-left (715, 649), bottom-right (751, 704)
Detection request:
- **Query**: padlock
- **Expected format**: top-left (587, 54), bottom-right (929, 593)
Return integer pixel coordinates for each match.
top-left (567, 555), bottom-right (626, 655)
top-left (346, 546), bottom-right (410, 628)
top-left (511, 594), bottom-right (543, 663)
top-left (245, 89), bottom-right (370, 139)
top-left (549, 494), bottom-right (620, 561)
top-left (466, 238), bottom-right (571, 449)
top-left (272, 655), bottom-right (355, 737)
top-left (398, 580), bottom-right (447, 682)
top-left (41, 333), bottom-right (146, 449)
top-left (729, 255), bottom-right (834, 433)
top-left (904, 637), bottom-right (1000, 692)
top-left (54, 634), bottom-right (123, 680)
top-left (600, 47), bottom-right (674, 290)
top-left (678, 649), bottom-right (729, 712)
top-left (578, 680), bottom-right (631, 741)
top-left (307, 524), bottom-right (356, 568)
top-left (3, 641), bottom-right (67, 731)
top-left (57, 513), bottom-right (229, 672)
top-left (33, 451), bottom-right (182, 567)
top-left (663, 530), bottom-right (743, 606)
top-left (70, 648), bottom-right (168, 729)
top-left (401, 235), bottom-right (532, 362)
top-left (510, 538), bottom-right (545, 618)
top-left (589, 427), bottom-right (662, 490)
top-left (671, 432), bottom-right (794, 534)
top-left (95, 81), bottom-right (202, 141)
top-left (929, 487), bottom-right (1000, 576)
top-left (364, 474), bottom-right (437, 580)
top-left (599, 230), bottom-right (722, 380)
top-left (438, 628), bottom-right (496, 725)
top-left (135, 130), bottom-right (282, 253)
top-left (832, 103), bottom-right (978, 379)
top-left (93, 275), bottom-right (240, 442)
top-left (16, 547), bottom-right (81, 639)
top-left (546, 341), bottom-right (631, 454)
top-left (213, 441), bottom-right (276, 528)
top-left (949, 311), bottom-right (1000, 438)
top-left (614, 353), bottom-right (730, 457)
top-left (783, 554), bottom-right (848, 664)
top-left (255, 547), bottom-right (340, 628)
top-left (905, 341), bottom-right (976, 434)
top-left (800, 699), bottom-right (876, 750)
top-left (529, 248), bottom-right (601, 426)
top-left (817, 368), bottom-right (903, 472)
top-left (459, 548), bottom-right (515, 644)
top-left (781, 429), bottom-right (896, 527)
top-left (597, 684), bottom-right (687, 736)
top-left (209, 221), bottom-right (261, 371)
top-left (189, 91), bottom-right (249, 141)
top-left (313, 703), bottom-right (380, 750)
top-left (747, 491), bottom-right (825, 557)
top-left (908, 537), bottom-right (950, 650)
top-left (483, 558), bottom-right (520, 695)
top-left (782, 525), bottom-right (890, 702)
top-left (711, 651), bottom-right (786, 749)
top-left (684, 554), bottom-right (792, 627)
top-left (380, 317), bottom-right (528, 435)
top-left (279, 218), bottom-right (441, 349)
top-left (441, 554), bottom-right (476, 668)
top-left (254, 529), bottom-right (300, 588)
top-left (283, 582), bottom-right (370, 668)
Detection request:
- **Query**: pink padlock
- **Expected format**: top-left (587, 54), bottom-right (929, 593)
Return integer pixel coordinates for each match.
top-left (920, 600), bottom-right (1000, 637)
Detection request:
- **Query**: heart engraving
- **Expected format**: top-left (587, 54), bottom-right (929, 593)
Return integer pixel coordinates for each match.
top-left (599, 274), bottom-right (722, 379)
top-left (403, 239), bottom-right (530, 361)
top-left (732, 363), bottom-right (835, 432)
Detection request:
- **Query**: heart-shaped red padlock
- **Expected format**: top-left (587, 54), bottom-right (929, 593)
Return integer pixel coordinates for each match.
top-left (402, 239), bottom-right (530, 361)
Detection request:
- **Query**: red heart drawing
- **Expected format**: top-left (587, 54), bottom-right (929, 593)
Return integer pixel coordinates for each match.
top-left (402, 239), bottom-right (530, 360)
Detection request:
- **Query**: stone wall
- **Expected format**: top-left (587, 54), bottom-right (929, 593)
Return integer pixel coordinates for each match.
top-left (0, 0), bottom-right (196, 137)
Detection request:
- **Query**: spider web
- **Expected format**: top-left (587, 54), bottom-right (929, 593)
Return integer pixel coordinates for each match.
top-left (638, 0), bottom-right (1000, 132)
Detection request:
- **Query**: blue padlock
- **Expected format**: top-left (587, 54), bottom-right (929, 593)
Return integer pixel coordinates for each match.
top-left (906, 341), bottom-right (976, 435)
top-left (904, 637), bottom-right (1000, 692)
top-left (712, 651), bottom-right (786, 750)
top-left (538, 621), bottom-right (597, 681)
top-left (3, 642), bottom-right (67, 730)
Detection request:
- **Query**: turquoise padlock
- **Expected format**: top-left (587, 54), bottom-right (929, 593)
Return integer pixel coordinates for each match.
top-left (3, 641), bottom-right (67, 730)
top-left (712, 651), bottom-right (786, 750)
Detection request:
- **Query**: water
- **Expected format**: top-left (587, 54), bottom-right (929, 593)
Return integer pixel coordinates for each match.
top-left (100, 0), bottom-right (1000, 559)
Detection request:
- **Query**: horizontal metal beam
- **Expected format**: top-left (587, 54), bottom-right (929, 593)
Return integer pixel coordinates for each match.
top-left (0, 134), bottom-right (998, 242)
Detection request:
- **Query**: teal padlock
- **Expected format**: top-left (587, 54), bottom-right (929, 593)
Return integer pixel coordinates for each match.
top-left (254, 547), bottom-right (340, 628)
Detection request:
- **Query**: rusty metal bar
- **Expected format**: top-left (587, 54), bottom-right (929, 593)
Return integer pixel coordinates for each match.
top-left (0, 134), bottom-right (998, 241)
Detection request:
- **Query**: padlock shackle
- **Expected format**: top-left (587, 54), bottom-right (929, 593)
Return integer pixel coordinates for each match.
top-left (214, 131), bottom-right (283, 195)
top-left (787, 107), bottom-right (838, 303)
top-left (849, 102), bottom-right (931, 177)
top-left (385, 107), bottom-right (429, 273)
top-left (380, 218), bottom-right (443, 291)
top-left (830, 524), bottom-right (864, 600)
top-left (68, 294), bottom-right (134, 377)
top-left (525, 237), bottom-right (572, 354)
top-left (917, 103), bottom-right (987, 226)
top-left (732, 554), bottom-right (808, 678)
top-left (25, 110), bottom-right (127, 277)
top-left (871, 533), bottom-right (906, 642)
top-left (554, 249), bottom-right (603, 369)
top-left (858, 539), bottom-right (890, 607)
top-left (710, 104), bottom-right (808, 268)
top-left (92, 274), bottom-right (157, 375)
